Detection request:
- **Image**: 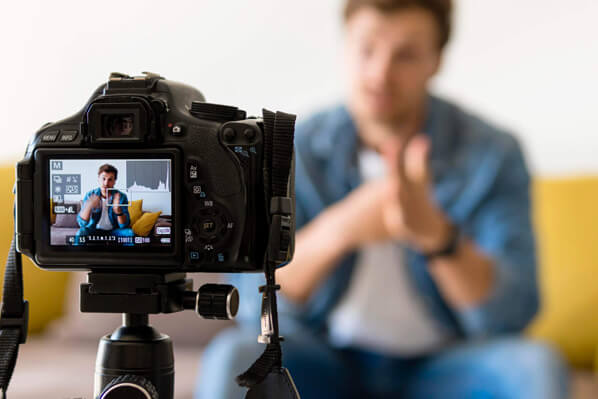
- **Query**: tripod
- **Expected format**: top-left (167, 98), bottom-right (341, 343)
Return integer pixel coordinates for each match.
top-left (95, 313), bottom-right (173, 399)
top-left (82, 272), bottom-right (239, 399)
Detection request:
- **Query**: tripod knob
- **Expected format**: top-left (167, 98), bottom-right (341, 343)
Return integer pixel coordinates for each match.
top-left (184, 283), bottom-right (239, 320)
top-left (99, 374), bottom-right (158, 399)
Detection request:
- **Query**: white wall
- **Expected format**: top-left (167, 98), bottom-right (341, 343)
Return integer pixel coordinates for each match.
top-left (49, 159), bottom-right (172, 214)
top-left (1, 0), bottom-right (596, 176)
top-left (434, 0), bottom-right (598, 176)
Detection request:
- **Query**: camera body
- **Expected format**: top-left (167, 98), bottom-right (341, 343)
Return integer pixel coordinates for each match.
top-left (15, 72), bottom-right (294, 273)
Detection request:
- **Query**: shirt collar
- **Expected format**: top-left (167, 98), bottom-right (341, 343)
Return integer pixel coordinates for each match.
top-left (307, 95), bottom-right (456, 190)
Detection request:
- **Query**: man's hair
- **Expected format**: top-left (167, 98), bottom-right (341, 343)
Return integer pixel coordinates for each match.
top-left (98, 164), bottom-right (118, 180)
top-left (343, 0), bottom-right (453, 49)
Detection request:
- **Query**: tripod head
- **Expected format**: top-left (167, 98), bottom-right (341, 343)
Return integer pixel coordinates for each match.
top-left (81, 271), bottom-right (239, 399)
top-left (80, 272), bottom-right (239, 319)
top-left (82, 271), bottom-right (300, 399)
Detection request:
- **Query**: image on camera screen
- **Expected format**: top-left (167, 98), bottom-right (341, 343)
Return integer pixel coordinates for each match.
top-left (102, 114), bottom-right (135, 137)
top-left (49, 158), bottom-right (173, 248)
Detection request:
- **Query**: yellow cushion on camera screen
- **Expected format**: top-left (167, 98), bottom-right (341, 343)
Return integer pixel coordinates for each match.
top-left (128, 199), bottom-right (143, 226)
top-left (132, 211), bottom-right (161, 237)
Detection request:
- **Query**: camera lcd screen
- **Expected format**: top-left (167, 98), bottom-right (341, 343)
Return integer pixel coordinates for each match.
top-left (49, 158), bottom-right (173, 249)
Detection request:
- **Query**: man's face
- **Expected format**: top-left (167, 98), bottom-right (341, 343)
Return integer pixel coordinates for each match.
top-left (98, 171), bottom-right (116, 196)
top-left (118, 117), bottom-right (134, 136)
top-left (111, 116), bottom-right (133, 136)
top-left (344, 7), bottom-right (442, 125)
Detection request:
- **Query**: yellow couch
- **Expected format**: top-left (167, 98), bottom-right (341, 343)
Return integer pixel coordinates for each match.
top-left (0, 165), bottom-right (69, 333)
top-left (1, 165), bottom-right (598, 371)
top-left (528, 176), bottom-right (598, 369)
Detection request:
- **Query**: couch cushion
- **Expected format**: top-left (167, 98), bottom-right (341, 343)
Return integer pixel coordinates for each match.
top-left (528, 177), bottom-right (598, 368)
top-left (128, 199), bottom-right (144, 225)
top-left (132, 211), bottom-right (162, 236)
top-left (53, 201), bottom-right (81, 227)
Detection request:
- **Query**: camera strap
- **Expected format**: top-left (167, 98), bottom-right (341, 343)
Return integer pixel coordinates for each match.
top-left (0, 237), bottom-right (29, 399)
top-left (236, 110), bottom-right (300, 399)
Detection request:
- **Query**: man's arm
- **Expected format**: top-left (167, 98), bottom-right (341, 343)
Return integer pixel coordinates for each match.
top-left (277, 179), bottom-right (390, 304)
top-left (111, 192), bottom-right (129, 227)
top-left (446, 140), bottom-right (538, 335)
top-left (381, 133), bottom-right (537, 335)
top-left (275, 136), bottom-right (495, 308)
top-left (425, 237), bottom-right (495, 308)
top-left (77, 192), bottom-right (99, 227)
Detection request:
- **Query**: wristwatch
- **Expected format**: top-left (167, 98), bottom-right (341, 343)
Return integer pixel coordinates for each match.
top-left (423, 224), bottom-right (460, 261)
top-left (113, 211), bottom-right (124, 217)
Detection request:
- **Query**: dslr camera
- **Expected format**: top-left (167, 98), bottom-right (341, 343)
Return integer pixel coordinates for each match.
top-left (8, 72), bottom-right (299, 399)
top-left (15, 71), bottom-right (294, 273)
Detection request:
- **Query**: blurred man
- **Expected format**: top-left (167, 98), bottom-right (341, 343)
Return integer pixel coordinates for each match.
top-left (196, 1), bottom-right (569, 398)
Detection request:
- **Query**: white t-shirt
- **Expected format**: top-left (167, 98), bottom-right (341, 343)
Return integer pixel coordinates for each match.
top-left (327, 148), bottom-right (451, 356)
top-left (96, 198), bottom-right (113, 230)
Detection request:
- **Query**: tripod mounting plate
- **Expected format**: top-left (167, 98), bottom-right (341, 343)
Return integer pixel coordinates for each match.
top-left (81, 272), bottom-right (191, 314)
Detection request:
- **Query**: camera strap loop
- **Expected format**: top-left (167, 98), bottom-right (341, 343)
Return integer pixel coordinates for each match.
top-left (0, 237), bottom-right (29, 399)
top-left (236, 110), bottom-right (300, 399)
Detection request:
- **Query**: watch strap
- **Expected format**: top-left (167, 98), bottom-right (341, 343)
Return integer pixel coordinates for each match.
top-left (423, 224), bottom-right (460, 261)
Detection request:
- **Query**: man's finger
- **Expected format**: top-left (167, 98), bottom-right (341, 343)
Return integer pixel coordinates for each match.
top-left (404, 134), bottom-right (431, 183)
top-left (379, 137), bottom-right (407, 181)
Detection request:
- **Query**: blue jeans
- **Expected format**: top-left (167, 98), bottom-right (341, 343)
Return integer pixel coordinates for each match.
top-left (195, 327), bottom-right (569, 399)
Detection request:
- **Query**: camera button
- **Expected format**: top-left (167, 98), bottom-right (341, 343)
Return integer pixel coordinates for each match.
top-left (187, 161), bottom-right (200, 181)
top-left (223, 127), bottom-right (236, 141)
top-left (202, 219), bottom-right (216, 233)
top-left (209, 235), bottom-right (219, 243)
top-left (171, 124), bottom-right (184, 136)
top-left (59, 130), bottom-right (78, 142)
top-left (192, 184), bottom-right (203, 195)
top-left (243, 128), bottom-right (255, 140)
top-left (184, 227), bottom-right (195, 243)
top-left (41, 131), bottom-right (59, 143)
top-left (189, 250), bottom-right (202, 262)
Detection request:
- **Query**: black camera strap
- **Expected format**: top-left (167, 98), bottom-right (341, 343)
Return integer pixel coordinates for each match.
top-left (236, 110), bottom-right (300, 399)
top-left (0, 237), bottom-right (29, 399)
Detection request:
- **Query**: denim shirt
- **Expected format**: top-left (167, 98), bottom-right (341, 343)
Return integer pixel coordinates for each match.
top-left (76, 187), bottom-right (131, 230)
top-left (231, 95), bottom-right (538, 340)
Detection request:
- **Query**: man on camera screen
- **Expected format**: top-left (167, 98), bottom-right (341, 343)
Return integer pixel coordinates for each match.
top-left (197, 1), bottom-right (569, 398)
top-left (76, 164), bottom-right (133, 244)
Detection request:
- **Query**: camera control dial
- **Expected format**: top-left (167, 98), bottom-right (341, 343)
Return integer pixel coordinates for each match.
top-left (190, 102), bottom-right (246, 122)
